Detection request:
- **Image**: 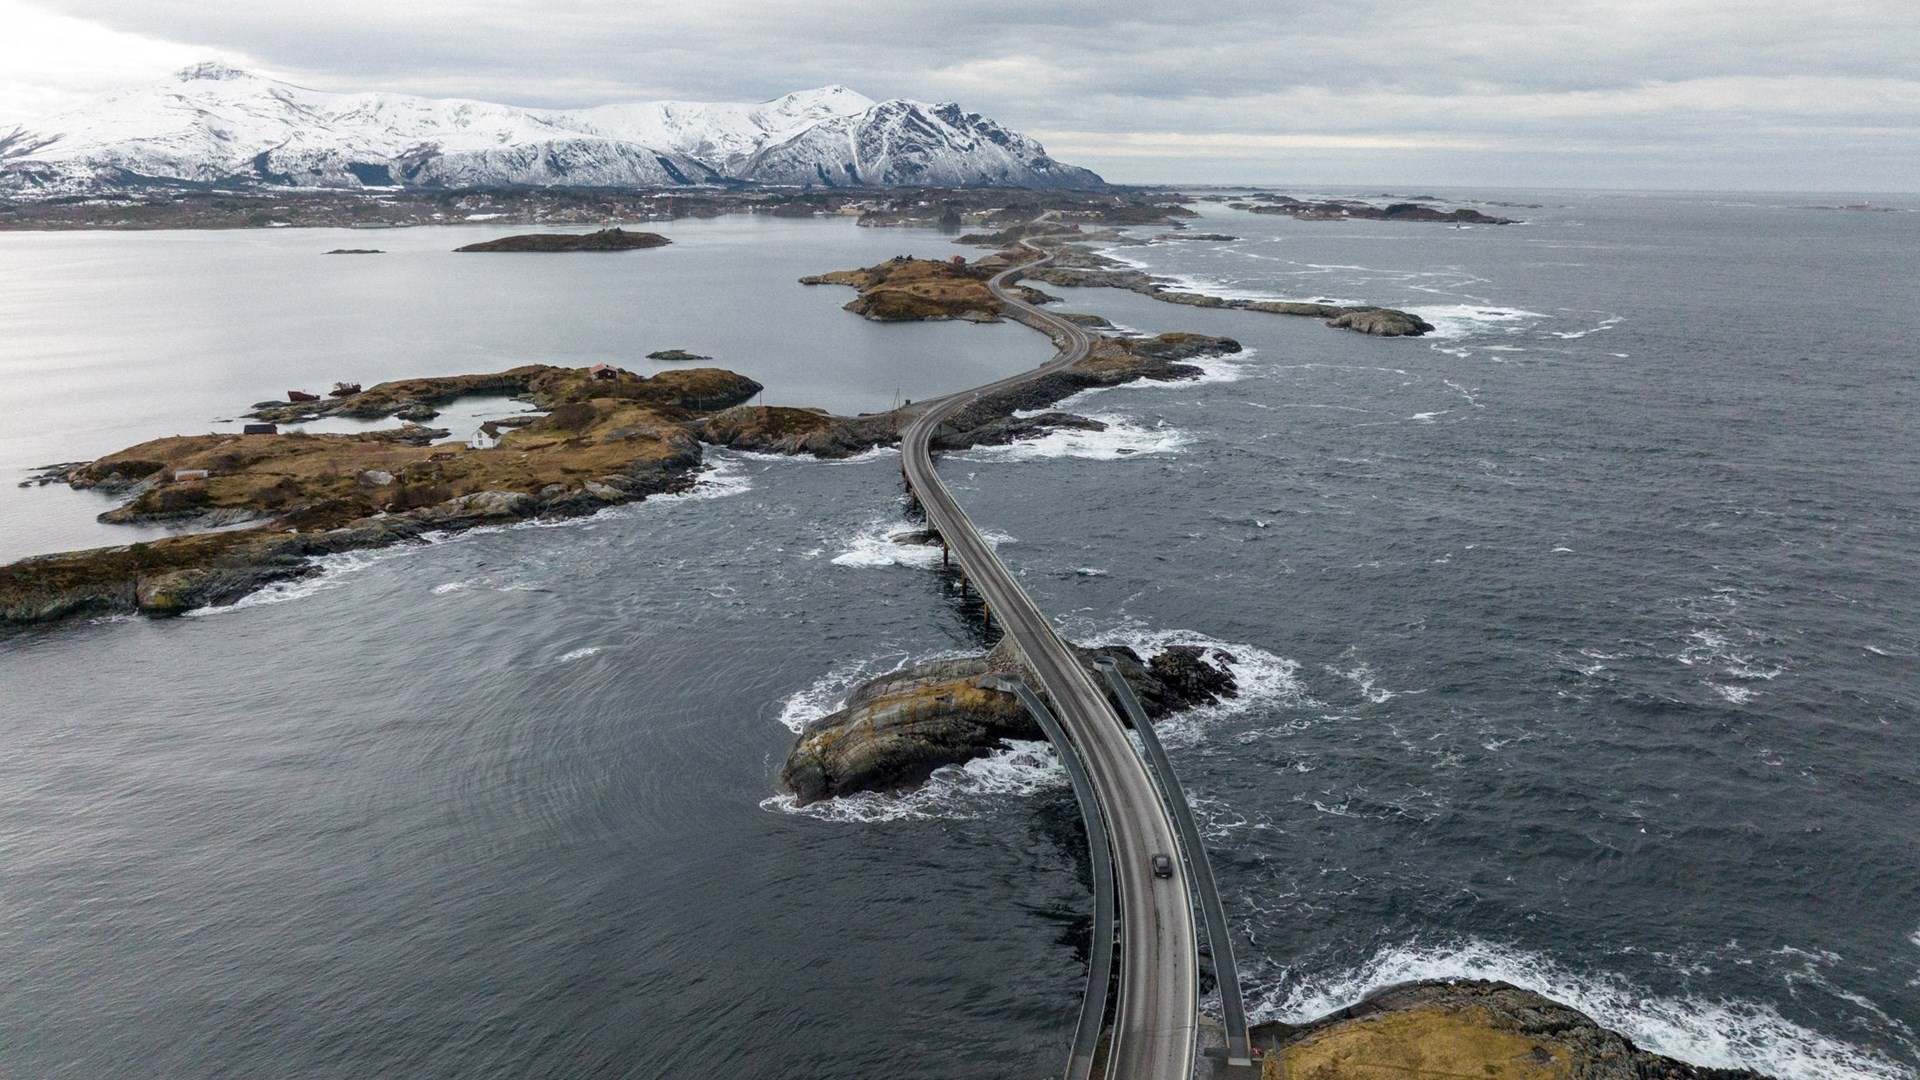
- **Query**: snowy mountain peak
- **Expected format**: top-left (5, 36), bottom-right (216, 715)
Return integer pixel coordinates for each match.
top-left (774, 85), bottom-right (875, 111)
top-left (173, 61), bottom-right (252, 82)
top-left (1, 72), bottom-right (1103, 194)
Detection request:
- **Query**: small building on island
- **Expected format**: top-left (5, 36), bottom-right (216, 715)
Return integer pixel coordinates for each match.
top-left (588, 363), bottom-right (619, 381)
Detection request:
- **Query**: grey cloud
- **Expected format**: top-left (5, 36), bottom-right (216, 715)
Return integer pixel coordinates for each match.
top-left (20, 0), bottom-right (1920, 189)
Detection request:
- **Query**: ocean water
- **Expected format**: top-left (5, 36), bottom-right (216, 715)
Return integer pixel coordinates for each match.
top-left (2, 192), bottom-right (1917, 1078)
top-left (0, 216), bottom-right (1050, 561)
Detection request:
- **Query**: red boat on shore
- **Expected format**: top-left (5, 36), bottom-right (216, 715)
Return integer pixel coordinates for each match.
top-left (287, 390), bottom-right (320, 402)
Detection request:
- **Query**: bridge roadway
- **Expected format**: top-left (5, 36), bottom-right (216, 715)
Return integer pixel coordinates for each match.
top-left (901, 246), bottom-right (1199, 1079)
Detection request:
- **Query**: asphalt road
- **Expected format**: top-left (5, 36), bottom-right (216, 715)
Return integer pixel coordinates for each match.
top-left (900, 246), bottom-right (1199, 1079)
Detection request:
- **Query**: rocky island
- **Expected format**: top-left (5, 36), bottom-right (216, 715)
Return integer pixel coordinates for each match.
top-left (801, 255), bottom-right (1043, 322)
top-left (954, 225), bottom-right (1438, 337)
top-left (1, 314), bottom-right (1240, 625)
top-left (0, 364), bottom-right (758, 623)
top-left (1229, 193), bottom-right (1519, 225)
top-left (782, 639), bottom-right (1236, 802)
top-left (453, 227), bottom-right (671, 252)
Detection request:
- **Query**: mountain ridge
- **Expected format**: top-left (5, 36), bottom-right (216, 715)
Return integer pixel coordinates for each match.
top-left (0, 64), bottom-right (1103, 195)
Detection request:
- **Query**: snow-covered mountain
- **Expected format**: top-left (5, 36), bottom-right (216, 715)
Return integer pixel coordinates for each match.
top-left (0, 63), bottom-right (1103, 194)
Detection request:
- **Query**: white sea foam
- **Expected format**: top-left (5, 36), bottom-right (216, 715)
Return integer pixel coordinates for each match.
top-left (773, 649), bottom-right (978, 733)
top-left (183, 547), bottom-right (414, 616)
top-left (731, 445), bottom-right (899, 465)
top-left (828, 518), bottom-right (1012, 568)
top-left (952, 413), bottom-right (1192, 462)
top-left (557, 646), bottom-right (602, 663)
top-left (1674, 626), bottom-right (1785, 704)
top-left (1053, 618), bottom-right (1317, 746)
top-left (830, 526), bottom-right (946, 568)
top-left (653, 455), bottom-right (753, 502)
top-left (1552, 315), bottom-right (1624, 339)
top-left (1404, 303), bottom-right (1546, 340)
top-left (431, 580), bottom-right (472, 595)
top-left (1152, 347), bottom-right (1255, 385)
top-left (1324, 651), bottom-right (1406, 704)
top-left (760, 740), bottom-right (1068, 823)
top-left (1251, 939), bottom-right (1914, 1080)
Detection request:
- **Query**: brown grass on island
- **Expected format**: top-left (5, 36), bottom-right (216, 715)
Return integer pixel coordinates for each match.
top-left (453, 227), bottom-right (671, 253)
top-left (801, 256), bottom-right (1004, 322)
top-left (1, 364), bottom-right (760, 624)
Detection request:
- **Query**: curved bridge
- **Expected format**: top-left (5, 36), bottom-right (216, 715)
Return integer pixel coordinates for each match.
top-left (900, 245), bottom-right (1247, 1077)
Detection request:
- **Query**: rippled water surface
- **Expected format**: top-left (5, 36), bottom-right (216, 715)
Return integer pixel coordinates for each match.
top-left (3, 193), bottom-right (1917, 1078)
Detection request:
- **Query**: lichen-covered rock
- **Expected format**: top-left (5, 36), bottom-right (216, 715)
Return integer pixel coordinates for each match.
top-left (443, 490), bottom-right (535, 517)
top-left (779, 640), bottom-right (1238, 804)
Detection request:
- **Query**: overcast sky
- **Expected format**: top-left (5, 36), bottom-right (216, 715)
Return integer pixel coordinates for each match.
top-left (4, 0), bottom-right (1916, 191)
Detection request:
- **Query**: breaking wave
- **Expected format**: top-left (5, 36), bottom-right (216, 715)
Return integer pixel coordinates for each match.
top-left (760, 740), bottom-right (1068, 823)
top-left (1251, 938), bottom-right (1914, 1080)
top-left (951, 413), bottom-right (1192, 462)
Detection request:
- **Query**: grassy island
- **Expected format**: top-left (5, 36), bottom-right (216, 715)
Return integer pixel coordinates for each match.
top-left (801, 256), bottom-right (1008, 322)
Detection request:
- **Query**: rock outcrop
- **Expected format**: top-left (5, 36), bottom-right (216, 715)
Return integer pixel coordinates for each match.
top-left (453, 228), bottom-right (670, 253)
top-left (1253, 980), bottom-right (1771, 1080)
top-left (780, 640), bottom-right (1237, 804)
top-left (247, 363), bottom-right (757, 424)
top-left (801, 256), bottom-right (1004, 322)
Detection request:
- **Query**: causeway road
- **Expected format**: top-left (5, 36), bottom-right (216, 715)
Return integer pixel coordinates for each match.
top-left (901, 246), bottom-right (1200, 1079)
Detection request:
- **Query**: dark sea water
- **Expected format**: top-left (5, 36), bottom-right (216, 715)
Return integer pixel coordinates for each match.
top-left (2, 192), bottom-right (1916, 1078)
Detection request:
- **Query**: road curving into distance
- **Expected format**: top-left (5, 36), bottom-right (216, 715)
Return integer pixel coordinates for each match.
top-left (900, 242), bottom-right (1201, 1079)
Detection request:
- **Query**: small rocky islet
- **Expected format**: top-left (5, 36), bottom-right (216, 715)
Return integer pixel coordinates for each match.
top-left (780, 639), bottom-right (1237, 803)
top-left (452, 227), bottom-right (671, 253)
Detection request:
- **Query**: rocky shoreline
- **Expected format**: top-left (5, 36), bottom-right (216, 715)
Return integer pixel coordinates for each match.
top-left (1, 364), bottom-right (755, 624)
top-left (781, 639), bottom-right (1238, 803)
top-left (1246, 979), bottom-right (1771, 1079)
top-left (959, 225), bottom-right (1438, 337)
